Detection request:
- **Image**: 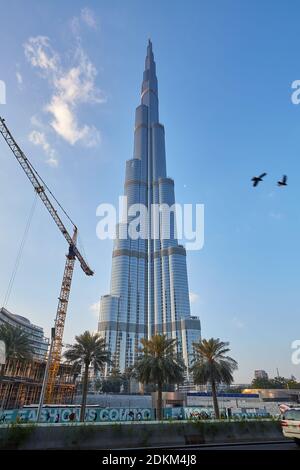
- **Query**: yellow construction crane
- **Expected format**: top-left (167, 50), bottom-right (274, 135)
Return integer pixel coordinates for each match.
top-left (0, 117), bottom-right (94, 403)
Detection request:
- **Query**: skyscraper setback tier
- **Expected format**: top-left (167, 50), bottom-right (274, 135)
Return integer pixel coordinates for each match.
top-left (98, 41), bottom-right (201, 376)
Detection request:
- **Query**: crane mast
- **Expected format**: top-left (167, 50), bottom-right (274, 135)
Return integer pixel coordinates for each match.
top-left (45, 229), bottom-right (77, 402)
top-left (0, 116), bottom-right (94, 403)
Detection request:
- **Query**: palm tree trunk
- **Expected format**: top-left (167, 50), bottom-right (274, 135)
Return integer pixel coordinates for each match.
top-left (157, 382), bottom-right (163, 421)
top-left (80, 363), bottom-right (89, 422)
top-left (211, 380), bottom-right (220, 419)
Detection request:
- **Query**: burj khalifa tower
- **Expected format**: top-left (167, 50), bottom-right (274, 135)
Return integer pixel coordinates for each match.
top-left (98, 41), bottom-right (201, 376)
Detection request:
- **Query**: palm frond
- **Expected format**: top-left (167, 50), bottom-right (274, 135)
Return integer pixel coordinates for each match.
top-left (134, 334), bottom-right (185, 386)
top-left (63, 330), bottom-right (110, 371)
top-left (0, 324), bottom-right (34, 360)
top-left (191, 337), bottom-right (238, 386)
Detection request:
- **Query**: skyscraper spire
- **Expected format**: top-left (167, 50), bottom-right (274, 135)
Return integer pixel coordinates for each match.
top-left (141, 39), bottom-right (158, 122)
top-left (147, 38), bottom-right (153, 59)
top-left (98, 41), bottom-right (201, 379)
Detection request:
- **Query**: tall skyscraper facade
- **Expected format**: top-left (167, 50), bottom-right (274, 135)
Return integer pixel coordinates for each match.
top-left (98, 41), bottom-right (201, 376)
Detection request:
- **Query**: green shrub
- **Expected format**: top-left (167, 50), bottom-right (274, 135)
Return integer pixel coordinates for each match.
top-left (0, 424), bottom-right (35, 449)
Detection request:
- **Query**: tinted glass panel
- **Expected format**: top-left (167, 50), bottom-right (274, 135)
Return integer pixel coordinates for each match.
top-left (283, 410), bottom-right (300, 420)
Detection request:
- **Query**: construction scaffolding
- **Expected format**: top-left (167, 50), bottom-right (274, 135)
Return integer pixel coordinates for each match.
top-left (0, 358), bottom-right (76, 409)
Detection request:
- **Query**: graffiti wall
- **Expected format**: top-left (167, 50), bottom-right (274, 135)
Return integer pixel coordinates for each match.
top-left (0, 407), bottom-right (154, 424)
top-left (163, 406), bottom-right (270, 420)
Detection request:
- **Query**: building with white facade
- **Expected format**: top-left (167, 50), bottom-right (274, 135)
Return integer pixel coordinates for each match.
top-left (98, 41), bottom-right (201, 376)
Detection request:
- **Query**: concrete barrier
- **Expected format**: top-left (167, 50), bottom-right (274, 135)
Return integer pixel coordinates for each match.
top-left (0, 420), bottom-right (283, 449)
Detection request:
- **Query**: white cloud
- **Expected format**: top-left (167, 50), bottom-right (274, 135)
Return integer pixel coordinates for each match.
top-left (189, 292), bottom-right (199, 304)
top-left (29, 130), bottom-right (58, 167)
top-left (89, 301), bottom-right (100, 318)
top-left (53, 48), bottom-right (103, 105)
top-left (30, 115), bottom-right (44, 128)
top-left (269, 211), bottom-right (283, 220)
top-left (24, 35), bottom-right (104, 147)
top-left (16, 71), bottom-right (23, 86)
top-left (46, 95), bottom-right (87, 145)
top-left (232, 316), bottom-right (245, 329)
top-left (70, 17), bottom-right (81, 36)
top-left (70, 8), bottom-right (98, 35)
top-left (81, 8), bottom-right (97, 29)
top-left (24, 36), bottom-right (58, 71)
top-left (46, 156), bottom-right (59, 168)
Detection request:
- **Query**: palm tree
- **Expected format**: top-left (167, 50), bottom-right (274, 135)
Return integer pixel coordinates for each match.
top-left (134, 334), bottom-right (185, 420)
top-left (191, 338), bottom-right (238, 419)
top-left (64, 331), bottom-right (110, 422)
top-left (0, 324), bottom-right (34, 376)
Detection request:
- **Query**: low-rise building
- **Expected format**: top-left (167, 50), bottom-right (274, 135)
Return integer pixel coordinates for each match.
top-left (242, 388), bottom-right (300, 402)
top-left (0, 307), bottom-right (49, 359)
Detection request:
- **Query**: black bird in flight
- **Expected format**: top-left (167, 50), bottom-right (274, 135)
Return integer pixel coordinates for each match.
top-left (251, 172), bottom-right (267, 187)
top-left (277, 175), bottom-right (287, 187)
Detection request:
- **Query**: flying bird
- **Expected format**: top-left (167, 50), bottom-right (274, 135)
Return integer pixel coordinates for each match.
top-left (251, 172), bottom-right (267, 187)
top-left (277, 175), bottom-right (287, 187)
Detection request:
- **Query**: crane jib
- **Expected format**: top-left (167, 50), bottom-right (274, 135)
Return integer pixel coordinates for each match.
top-left (0, 116), bottom-right (94, 277)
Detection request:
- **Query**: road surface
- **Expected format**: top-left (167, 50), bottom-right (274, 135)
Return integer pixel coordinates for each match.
top-left (195, 440), bottom-right (298, 450)
top-left (126, 440), bottom-right (299, 451)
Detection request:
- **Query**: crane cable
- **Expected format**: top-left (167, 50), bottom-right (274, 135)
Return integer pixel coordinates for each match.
top-left (78, 233), bottom-right (89, 267)
top-left (26, 158), bottom-right (77, 230)
top-left (2, 192), bottom-right (38, 309)
top-left (1, 115), bottom-right (76, 229)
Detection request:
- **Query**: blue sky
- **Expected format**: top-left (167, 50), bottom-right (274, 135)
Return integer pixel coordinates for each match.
top-left (0, 0), bottom-right (300, 382)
